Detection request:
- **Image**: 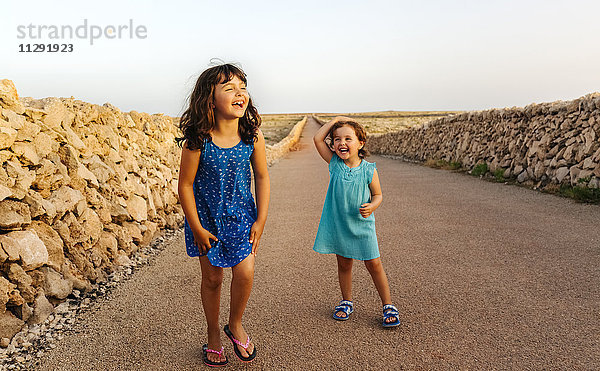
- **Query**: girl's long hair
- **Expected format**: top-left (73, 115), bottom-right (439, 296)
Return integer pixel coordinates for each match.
top-left (328, 120), bottom-right (370, 158)
top-left (176, 63), bottom-right (261, 151)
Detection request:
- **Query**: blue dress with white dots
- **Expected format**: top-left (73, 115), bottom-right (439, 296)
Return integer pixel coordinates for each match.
top-left (184, 139), bottom-right (257, 267)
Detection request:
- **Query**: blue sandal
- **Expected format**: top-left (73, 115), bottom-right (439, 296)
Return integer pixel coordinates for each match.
top-left (382, 304), bottom-right (400, 328)
top-left (333, 300), bottom-right (354, 321)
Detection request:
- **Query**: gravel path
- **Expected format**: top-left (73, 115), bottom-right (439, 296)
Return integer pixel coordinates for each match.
top-left (36, 118), bottom-right (600, 370)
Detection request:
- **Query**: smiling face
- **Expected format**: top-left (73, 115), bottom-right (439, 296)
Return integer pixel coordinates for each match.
top-left (331, 125), bottom-right (364, 161)
top-left (212, 75), bottom-right (249, 121)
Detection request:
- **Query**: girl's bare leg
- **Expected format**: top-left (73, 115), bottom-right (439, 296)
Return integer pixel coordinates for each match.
top-left (336, 255), bottom-right (353, 318)
top-left (199, 256), bottom-right (225, 363)
top-left (228, 253), bottom-right (255, 357)
top-left (364, 257), bottom-right (395, 323)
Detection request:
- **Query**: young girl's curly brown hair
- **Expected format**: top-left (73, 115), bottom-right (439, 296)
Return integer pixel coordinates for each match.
top-left (327, 120), bottom-right (370, 158)
top-left (176, 63), bottom-right (261, 151)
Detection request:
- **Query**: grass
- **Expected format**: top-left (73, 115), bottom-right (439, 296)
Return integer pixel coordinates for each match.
top-left (471, 163), bottom-right (489, 177)
top-left (557, 183), bottom-right (600, 203)
top-left (493, 169), bottom-right (505, 182)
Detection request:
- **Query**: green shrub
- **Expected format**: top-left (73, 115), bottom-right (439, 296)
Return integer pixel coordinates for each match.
top-left (494, 169), bottom-right (505, 182)
top-left (559, 184), bottom-right (600, 203)
top-left (471, 163), bottom-right (488, 177)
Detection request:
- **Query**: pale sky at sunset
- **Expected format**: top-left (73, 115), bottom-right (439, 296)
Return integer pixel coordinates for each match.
top-left (1, 0), bottom-right (599, 116)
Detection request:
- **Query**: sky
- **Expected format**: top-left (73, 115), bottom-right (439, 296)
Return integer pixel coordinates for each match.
top-left (1, 0), bottom-right (599, 116)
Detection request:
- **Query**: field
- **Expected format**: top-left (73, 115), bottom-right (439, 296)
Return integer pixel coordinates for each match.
top-left (261, 114), bottom-right (305, 145)
top-left (314, 111), bottom-right (461, 135)
top-left (260, 111), bottom-right (462, 146)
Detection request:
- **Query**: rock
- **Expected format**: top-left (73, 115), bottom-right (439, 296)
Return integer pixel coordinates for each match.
top-left (62, 262), bottom-right (92, 292)
top-left (110, 201), bottom-right (130, 223)
top-left (40, 267), bottom-right (73, 300)
top-left (23, 190), bottom-right (57, 222)
top-left (0, 245), bottom-right (8, 263)
top-left (5, 160), bottom-right (35, 200)
top-left (555, 167), bottom-right (570, 183)
top-left (94, 231), bottom-right (118, 259)
top-left (126, 194), bottom-right (148, 222)
top-left (11, 141), bottom-right (40, 166)
top-left (48, 185), bottom-right (85, 219)
top-left (77, 163), bottom-right (99, 188)
top-left (2, 230), bottom-right (48, 270)
top-left (0, 277), bottom-right (17, 310)
top-left (0, 310), bottom-right (24, 340)
top-left (78, 208), bottom-right (103, 245)
top-left (28, 292), bottom-right (53, 325)
top-left (0, 79), bottom-right (25, 113)
top-left (0, 184), bottom-right (12, 201)
top-left (13, 304), bottom-right (32, 322)
top-left (123, 222), bottom-right (143, 244)
top-left (0, 199), bottom-right (31, 230)
top-left (0, 337), bottom-right (9, 348)
top-left (29, 221), bottom-right (65, 271)
top-left (7, 263), bottom-right (32, 285)
top-left (0, 126), bottom-right (17, 150)
top-left (114, 251), bottom-right (132, 267)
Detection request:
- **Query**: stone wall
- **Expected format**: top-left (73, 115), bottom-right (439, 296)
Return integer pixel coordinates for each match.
top-left (0, 79), bottom-right (186, 343)
top-left (265, 116), bottom-right (307, 166)
top-left (368, 93), bottom-right (600, 189)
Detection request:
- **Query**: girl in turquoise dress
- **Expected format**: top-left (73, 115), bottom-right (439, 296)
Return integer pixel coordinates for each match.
top-left (177, 63), bottom-right (270, 366)
top-left (313, 116), bottom-right (400, 328)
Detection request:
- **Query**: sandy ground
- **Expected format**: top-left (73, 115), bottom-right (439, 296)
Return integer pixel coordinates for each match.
top-left (37, 118), bottom-right (600, 370)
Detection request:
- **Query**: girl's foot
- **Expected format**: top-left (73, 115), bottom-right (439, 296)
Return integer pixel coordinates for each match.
top-left (382, 304), bottom-right (400, 328)
top-left (333, 300), bottom-right (354, 321)
top-left (202, 344), bottom-right (228, 367)
top-left (206, 329), bottom-right (225, 364)
top-left (224, 324), bottom-right (256, 362)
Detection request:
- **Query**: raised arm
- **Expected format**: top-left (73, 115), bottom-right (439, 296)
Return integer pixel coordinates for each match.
top-left (313, 116), bottom-right (352, 163)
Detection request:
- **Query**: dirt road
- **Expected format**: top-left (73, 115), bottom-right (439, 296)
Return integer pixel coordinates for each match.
top-left (38, 117), bottom-right (600, 370)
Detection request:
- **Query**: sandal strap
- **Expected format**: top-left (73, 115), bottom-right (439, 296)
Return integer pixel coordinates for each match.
top-left (231, 334), bottom-right (251, 350)
top-left (383, 304), bottom-right (398, 315)
top-left (338, 300), bottom-right (353, 309)
top-left (206, 346), bottom-right (225, 356)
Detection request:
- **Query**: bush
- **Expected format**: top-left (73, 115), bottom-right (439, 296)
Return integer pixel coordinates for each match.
top-left (559, 184), bottom-right (600, 203)
top-left (471, 163), bottom-right (488, 177)
top-left (494, 169), bottom-right (505, 182)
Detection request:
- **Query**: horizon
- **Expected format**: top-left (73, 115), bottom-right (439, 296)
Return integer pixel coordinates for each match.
top-left (2, 0), bottom-right (599, 116)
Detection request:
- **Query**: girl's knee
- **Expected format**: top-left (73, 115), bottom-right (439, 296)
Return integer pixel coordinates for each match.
top-left (202, 272), bottom-right (223, 289)
top-left (364, 258), bottom-right (383, 273)
top-left (337, 255), bottom-right (353, 272)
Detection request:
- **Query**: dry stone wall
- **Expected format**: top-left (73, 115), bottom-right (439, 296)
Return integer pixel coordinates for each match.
top-left (265, 116), bottom-right (307, 166)
top-left (368, 93), bottom-right (600, 189)
top-left (0, 79), bottom-right (186, 343)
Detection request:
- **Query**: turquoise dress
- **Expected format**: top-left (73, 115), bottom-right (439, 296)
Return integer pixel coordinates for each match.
top-left (184, 139), bottom-right (257, 268)
top-left (313, 154), bottom-right (379, 260)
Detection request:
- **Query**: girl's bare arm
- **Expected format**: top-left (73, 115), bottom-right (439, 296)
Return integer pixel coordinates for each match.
top-left (178, 143), bottom-right (217, 253)
top-left (360, 169), bottom-right (383, 218)
top-left (250, 130), bottom-right (271, 254)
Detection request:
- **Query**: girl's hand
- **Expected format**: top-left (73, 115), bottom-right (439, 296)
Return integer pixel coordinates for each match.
top-left (193, 228), bottom-right (218, 254)
top-left (249, 221), bottom-right (265, 256)
top-left (359, 203), bottom-right (375, 218)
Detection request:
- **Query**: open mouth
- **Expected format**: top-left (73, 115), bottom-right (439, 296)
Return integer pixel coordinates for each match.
top-left (338, 148), bottom-right (349, 154)
top-left (232, 100), bottom-right (245, 108)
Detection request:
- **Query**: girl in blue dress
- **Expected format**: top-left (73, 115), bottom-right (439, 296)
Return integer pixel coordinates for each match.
top-left (313, 116), bottom-right (400, 328)
top-left (177, 63), bottom-right (270, 366)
